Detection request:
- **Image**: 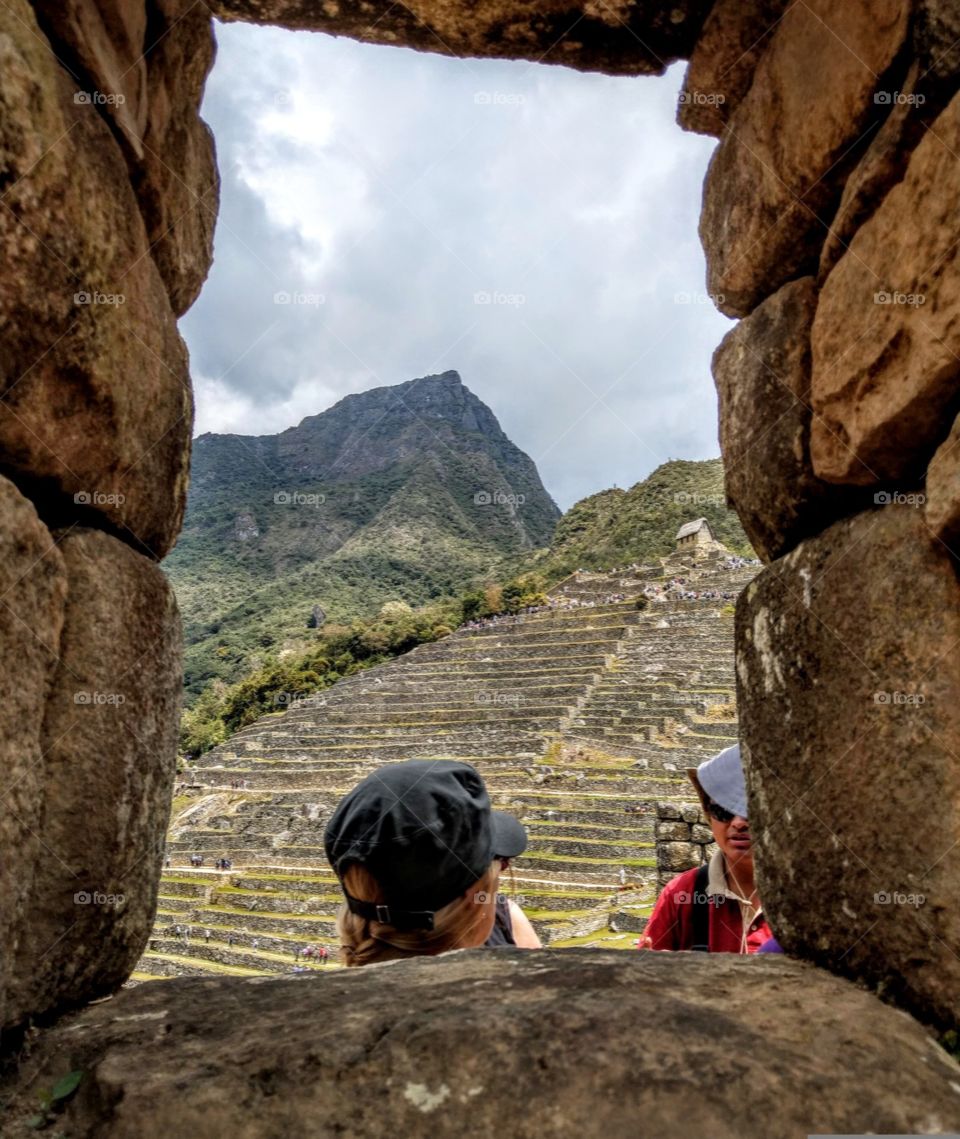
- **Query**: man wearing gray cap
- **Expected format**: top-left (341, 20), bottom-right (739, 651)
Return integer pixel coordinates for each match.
top-left (638, 744), bottom-right (772, 954)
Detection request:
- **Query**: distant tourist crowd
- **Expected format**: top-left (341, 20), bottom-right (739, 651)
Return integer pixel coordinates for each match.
top-left (643, 579), bottom-right (737, 603)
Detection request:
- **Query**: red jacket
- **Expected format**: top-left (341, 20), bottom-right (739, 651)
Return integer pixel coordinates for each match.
top-left (641, 866), bottom-right (772, 953)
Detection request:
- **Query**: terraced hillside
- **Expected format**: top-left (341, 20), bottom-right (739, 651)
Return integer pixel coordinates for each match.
top-left (134, 548), bottom-right (756, 981)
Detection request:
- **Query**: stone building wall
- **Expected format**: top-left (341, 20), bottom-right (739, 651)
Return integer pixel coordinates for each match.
top-left (1, 0), bottom-right (958, 1040)
top-left (654, 801), bottom-right (715, 891)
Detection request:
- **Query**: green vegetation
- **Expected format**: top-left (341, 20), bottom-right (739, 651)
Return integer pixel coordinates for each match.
top-left (171, 373), bottom-right (560, 697)
top-left (500, 458), bottom-right (752, 583)
top-left (177, 443), bottom-right (753, 757)
top-left (180, 598), bottom-right (460, 756)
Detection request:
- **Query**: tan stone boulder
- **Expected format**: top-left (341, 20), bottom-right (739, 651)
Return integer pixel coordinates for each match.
top-left (211, 0), bottom-right (712, 76)
top-left (817, 62), bottom-right (930, 280)
top-left (0, 0), bottom-right (193, 558)
top-left (810, 88), bottom-right (960, 487)
top-left (700, 0), bottom-right (909, 317)
top-left (7, 528), bottom-right (182, 1030)
top-left (134, 0), bottom-right (219, 315)
top-left (926, 411), bottom-right (960, 546)
top-left (31, 0), bottom-right (149, 158)
top-left (713, 277), bottom-right (863, 561)
top-left (30, 0), bottom-right (218, 316)
top-left (677, 0), bottom-right (789, 137)
top-left (4, 952), bottom-right (960, 1137)
top-left (0, 477), bottom-right (67, 1033)
top-left (736, 505), bottom-right (960, 1031)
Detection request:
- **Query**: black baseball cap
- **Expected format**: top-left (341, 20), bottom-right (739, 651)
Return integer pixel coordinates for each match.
top-left (324, 759), bottom-right (527, 930)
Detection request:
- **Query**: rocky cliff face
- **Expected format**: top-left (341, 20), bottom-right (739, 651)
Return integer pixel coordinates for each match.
top-left (172, 371), bottom-right (560, 694)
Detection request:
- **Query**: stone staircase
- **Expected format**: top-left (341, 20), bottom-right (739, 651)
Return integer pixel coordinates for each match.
top-left (135, 551), bottom-right (757, 979)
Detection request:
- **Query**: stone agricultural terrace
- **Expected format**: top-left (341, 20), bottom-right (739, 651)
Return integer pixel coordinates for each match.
top-left (136, 548), bottom-right (753, 979)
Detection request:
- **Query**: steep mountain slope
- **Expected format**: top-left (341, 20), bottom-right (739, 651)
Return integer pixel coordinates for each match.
top-left (171, 371), bottom-right (560, 695)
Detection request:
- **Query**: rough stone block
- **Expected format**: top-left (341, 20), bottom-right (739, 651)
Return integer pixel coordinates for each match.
top-left (713, 277), bottom-right (862, 560)
top-left (678, 0), bottom-right (789, 136)
top-left (10, 528), bottom-right (182, 1028)
top-left (915, 1), bottom-right (960, 90)
top-left (0, 0), bottom-right (193, 556)
top-left (811, 89), bottom-right (960, 487)
top-left (655, 820), bottom-right (690, 842)
top-left (818, 63), bottom-right (930, 280)
top-left (925, 411), bottom-right (960, 545)
top-left (658, 841), bottom-right (700, 874)
top-left (736, 505), bottom-right (960, 1030)
top-left (655, 800), bottom-right (682, 820)
top-left (4, 953), bottom-right (960, 1137)
top-left (134, 0), bottom-right (219, 315)
top-left (0, 477), bottom-right (67, 1031)
top-left (691, 825), bottom-right (715, 844)
top-left (701, 0), bottom-right (909, 316)
top-left (211, 0), bottom-right (715, 76)
top-left (679, 804), bottom-right (700, 823)
top-left (32, 0), bottom-right (149, 158)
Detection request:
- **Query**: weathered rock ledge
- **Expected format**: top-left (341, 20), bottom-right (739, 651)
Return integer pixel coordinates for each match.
top-left (3, 951), bottom-right (959, 1138)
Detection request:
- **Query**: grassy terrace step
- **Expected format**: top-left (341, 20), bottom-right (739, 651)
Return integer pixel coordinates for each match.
top-left (139, 953), bottom-right (264, 977)
top-left (146, 938), bottom-right (340, 975)
top-left (308, 684), bottom-right (588, 707)
top-left (525, 850), bottom-right (656, 868)
top-left (199, 909), bottom-right (339, 935)
top-left (250, 712), bottom-right (567, 730)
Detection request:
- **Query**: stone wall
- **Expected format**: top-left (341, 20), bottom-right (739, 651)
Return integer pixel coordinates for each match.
top-left (0, 0), bottom-right (212, 1033)
top-left (654, 801), bottom-right (715, 890)
top-left (694, 0), bottom-right (960, 1031)
top-left (2, 0), bottom-right (959, 1049)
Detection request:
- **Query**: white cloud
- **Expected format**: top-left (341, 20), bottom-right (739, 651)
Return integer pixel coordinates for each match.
top-left (179, 21), bottom-right (734, 509)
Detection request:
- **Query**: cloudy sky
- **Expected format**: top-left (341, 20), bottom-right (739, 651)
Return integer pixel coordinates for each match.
top-left (180, 22), bottom-right (733, 511)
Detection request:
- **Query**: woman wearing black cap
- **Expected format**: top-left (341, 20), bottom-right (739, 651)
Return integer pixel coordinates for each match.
top-left (324, 759), bottom-right (541, 967)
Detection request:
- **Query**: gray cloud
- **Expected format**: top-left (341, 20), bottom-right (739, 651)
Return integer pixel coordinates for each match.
top-left (179, 21), bottom-right (733, 510)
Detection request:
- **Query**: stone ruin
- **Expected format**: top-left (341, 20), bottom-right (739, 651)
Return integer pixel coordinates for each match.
top-left (134, 552), bottom-right (746, 979)
top-left (2, 1), bottom-right (960, 1134)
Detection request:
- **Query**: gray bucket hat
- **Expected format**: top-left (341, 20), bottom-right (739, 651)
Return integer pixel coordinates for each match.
top-left (686, 744), bottom-right (748, 819)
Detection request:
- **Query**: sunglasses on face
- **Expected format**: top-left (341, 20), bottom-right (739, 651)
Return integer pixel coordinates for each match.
top-left (704, 798), bottom-right (739, 825)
